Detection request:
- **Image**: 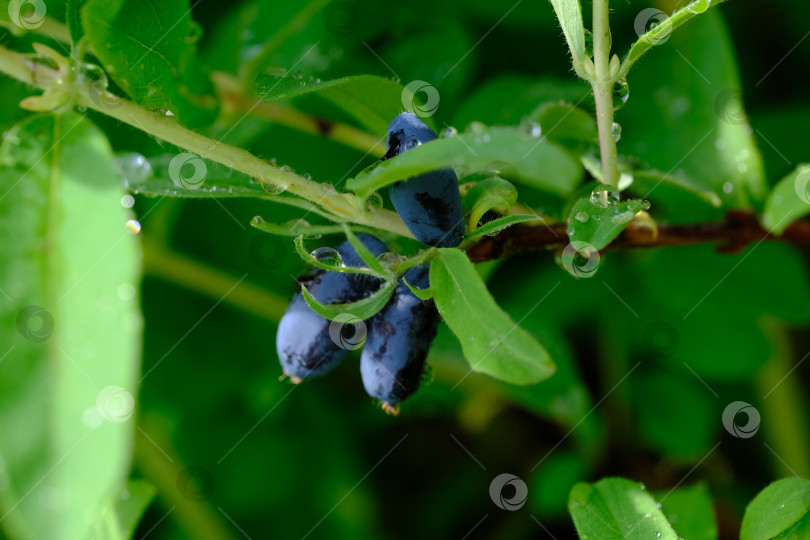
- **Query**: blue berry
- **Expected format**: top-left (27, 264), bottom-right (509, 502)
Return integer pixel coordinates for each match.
top-left (385, 112), bottom-right (464, 248)
top-left (276, 234), bottom-right (388, 382)
top-left (360, 265), bottom-right (439, 411)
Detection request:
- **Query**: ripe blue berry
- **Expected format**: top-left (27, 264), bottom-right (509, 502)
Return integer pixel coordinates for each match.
top-left (360, 264), bottom-right (439, 412)
top-left (276, 234), bottom-right (388, 382)
top-left (385, 112), bottom-right (464, 248)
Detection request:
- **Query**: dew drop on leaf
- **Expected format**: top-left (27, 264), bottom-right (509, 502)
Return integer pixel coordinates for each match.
top-left (440, 126), bottom-right (458, 138)
top-left (589, 185), bottom-right (620, 208)
top-left (310, 247), bottom-right (342, 267)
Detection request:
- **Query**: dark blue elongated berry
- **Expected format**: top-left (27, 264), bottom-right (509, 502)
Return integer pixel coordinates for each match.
top-left (385, 112), bottom-right (464, 248)
top-left (360, 264), bottom-right (439, 412)
top-left (276, 234), bottom-right (388, 382)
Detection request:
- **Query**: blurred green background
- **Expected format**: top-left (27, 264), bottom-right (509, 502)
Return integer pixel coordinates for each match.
top-left (2, 0), bottom-right (810, 538)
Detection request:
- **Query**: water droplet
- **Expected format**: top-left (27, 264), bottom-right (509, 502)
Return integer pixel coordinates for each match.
top-left (299, 81), bottom-right (306, 87)
top-left (723, 181), bottom-right (733, 194)
top-left (364, 192), bottom-right (383, 211)
top-left (310, 247), bottom-right (342, 267)
top-left (121, 194), bottom-right (135, 208)
top-left (522, 121), bottom-right (543, 138)
top-left (259, 179), bottom-right (287, 195)
top-left (302, 173), bottom-right (312, 180)
top-left (164, 110), bottom-right (175, 117)
top-left (125, 219), bottom-right (141, 234)
top-left (280, 164), bottom-right (293, 173)
top-left (377, 252), bottom-right (402, 269)
top-left (688, 0), bottom-right (710, 14)
top-left (116, 153), bottom-right (153, 187)
top-left (583, 29), bottom-right (594, 57)
top-left (779, 504), bottom-right (785, 509)
top-left (655, 533), bottom-right (662, 538)
top-left (590, 185), bottom-right (620, 208)
top-left (613, 78), bottom-right (630, 110)
top-left (250, 216), bottom-right (264, 227)
top-left (610, 210), bottom-right (635, 224)
top-left (76, 105), bottom-right (87, 113)
top-left (574, 211), bottom-right (588, 222)
top-left (440, 126), bottom-right (458, 138)
top-left (291, 71), bottom-right (303, 80)
top-left (641, 199), bottom-right (651, 210)
top-left (611, 122), bottom-right (622, 142)
top-left (466, 121), bottom-right (486, 134)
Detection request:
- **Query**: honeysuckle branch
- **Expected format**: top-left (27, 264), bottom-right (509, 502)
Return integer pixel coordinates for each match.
top-left (0, 43), bottom-right (412, 238)
top-left (465, 211), bottom-right (810, 263)
top-left (590, 0), bottom-right (621, 188)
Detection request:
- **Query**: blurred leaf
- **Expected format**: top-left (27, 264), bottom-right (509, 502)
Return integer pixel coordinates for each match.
top-left (430, 248), bottom-right (556, 385)
top-left (254, 74), bottom-right (405, 134)
top-left (531, 451), bottom-right (587, 516)
top-left (656, 483), bottom-right (718, 540)
top-left (741, 477), bottom-right (810, 540)
top-left (532, 102), bottom-right (598, 146)
top-left (81, 0), bottom-right (218, 127)
top-left (567, 196), bottom-right (644, 250)
top-left (569, 477), bottom-right (678, 540)
top-left (762, 164), bottom-right (810, 234)
top-left (462, 178), bottom-right (517, 230)
top-left (0, 114), bottom-right (141, 540)
top-left (347, 127), bottom-right (583, 200)
top-left (301, 280), bottom-right (394, 321)
top-left (629, 168), bottom-right (723, 208)
top-left (114, 480), bottom-right (156, 539)
top-left (618, 11), bottom-right (766, 211)
top-left (620, 0), bottom-right (730, 77)
top-left (548, 0), bottom-right (587, 74)
top-left (66, 0), bottom-right (88, 43)
top-left (464, 214), bottom-right (543, 241)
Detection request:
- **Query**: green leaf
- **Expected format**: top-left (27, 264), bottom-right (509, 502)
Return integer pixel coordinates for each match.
top-left (567, 196), bottom-right (645, 251)
top-left (341, 225), bottom-right (389, 277)
top-left (347, 127), bottom-right (583, 200)
top-left (429, 248), bottom-right (555, 385)
top-left (548, 0), bottom-right (587, 75)
top-left (66, 0), bottom-right (88, 43)
top-left (403, 278), bottom-right (433, 301)
top-left (254, 74), bottom-right (407, 135)
top-left (462, 178), bottom-right (517, 230)
top-left (251, 216), bottom-right (376, 238)
top-left (532, 102), bottom-right (597, 146)
top-left (301, 280), bottom-right (395, 321)
top-left (569, 477), bottom-right (679, 540)
top-left (294, 235), bottom-right (382, 277)
top-left (630, 169), bottom-right (723, 208)
top-left (762, 164), bottom-right (810, 234)
top-left (464, 214), bottom-right (544, 241)
top-left (112, 480), bottom-right (156, 539)
top-left (81, 0), bottom-right (218, 127)
top-left (620, 0), bottom-right (730, 79)
top-left (741, 478), bottom-right (810, 540)
top-left (0, 114), bottom-right (141, 540)
top-left (657, 484), bottom-right (718, 540)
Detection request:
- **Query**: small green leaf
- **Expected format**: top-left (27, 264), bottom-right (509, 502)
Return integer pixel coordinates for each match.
top-left (66, 0), bottom-right (89, 43)
top-left (341, 225), bottom-right (389, 277)
top-left (113, 480), bottom-right (156, 539)
top-left (82, 0), bottom-right (218, 127)
top-left (548, 0), bottom-right (587, 75)
top-left (254, 74), bottom-right (408, 135)
top-left (762, 164), bottom-right (810, 234)
top-left (631, 169), bottom-right (723, 208)
top-left (567, 196), bottom-right (645, 250)
top-left (619, 0), bottom-right (730, 79)
top-left (464, 214), bottom-right (544, 241)
top-left (463, 178), bottom-right (518, 230)
top-left (531, 102), bottom-right (597, 146)
top-left (301, 280), bottom-right (395, 321)
top-left (569, 477), bottom-right (679, 540)
top-left (429, 248), bottom-right (555, 385)
top-left (403, 278), bottom-right (433, 301)
top-left (294, 235), bottom-right (381, 277)
top-left (741, 477), bottom-right (810, 540)
top-left (251, 217), bottom-right (375, 238)
top-left (347, 127), bottom-right (583, 200)
top-left (656, 484), bottom-right (718, 540)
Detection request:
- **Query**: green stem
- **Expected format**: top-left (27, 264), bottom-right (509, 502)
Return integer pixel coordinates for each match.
top-left (0, 44), bottom-right (412, 238)
top-left (591, 0), bottom-right (619, 188)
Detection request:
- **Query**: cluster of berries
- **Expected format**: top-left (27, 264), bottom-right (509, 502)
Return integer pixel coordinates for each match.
top-left (276, 112), bottom-right (465, 412)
